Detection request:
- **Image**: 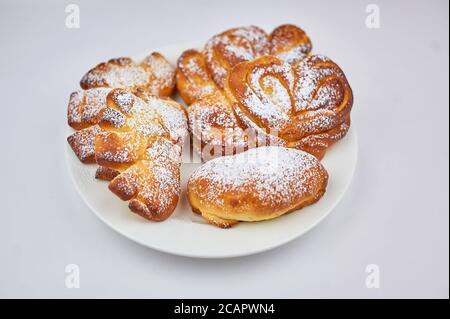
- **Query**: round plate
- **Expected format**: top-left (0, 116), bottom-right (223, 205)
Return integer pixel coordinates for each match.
top-left (66, 43), bottom-right (358, 258)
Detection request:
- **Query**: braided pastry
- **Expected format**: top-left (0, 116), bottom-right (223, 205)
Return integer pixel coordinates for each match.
top-left (67, 52), bottom-right (188, 221)
top-left (68, 88), bottom-right (187, 220)
top-left (187, 146), bottom-right (328, 228)
top-left (176, 25), bottom-right (352, 160)
top-left (177, 25), bottom-right (311, 100)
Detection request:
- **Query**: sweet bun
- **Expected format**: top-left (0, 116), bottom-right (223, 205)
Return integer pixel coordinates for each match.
top-left (187, 146), bottom-right (328, 228)
top-left (80, 52), bottom-right (175, 97)
top-left (67, 51), bottom-right (188, 221)
top-left (108, 137), bottom-right (182, 221)
top-left (67, 88), bottom-right (188, 220)
top-left (176, 25), bottom-right (352, 160)
top-left (92, 89), bottom-right (187, 220)
top-left (226, 54), bottom-right (352, 160)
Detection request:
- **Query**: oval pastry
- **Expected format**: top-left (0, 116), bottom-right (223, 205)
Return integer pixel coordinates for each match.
top-left (187, 146), bottom-right (328, 228)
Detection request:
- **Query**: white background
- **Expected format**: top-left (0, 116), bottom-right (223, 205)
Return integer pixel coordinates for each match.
top-left (0, 0), bottom-right (448, 298)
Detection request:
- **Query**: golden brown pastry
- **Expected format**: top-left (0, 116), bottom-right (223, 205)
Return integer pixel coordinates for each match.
top-left (80, 52), bottom-right (175, 97)
top-left (270, 24), bottom-right (312, 64)
top-left (67, 87), bottom-right (188, 221)
top-left (226, 55), bottom-right (352, 160)
top-left (203, 25), bottom-right (311, 89)
top-left (107, 137), bottom-right (183, 221)
top-left (176, 24), bottom-right (311, 101)
top-left (188, 91), bottom-right (286, 162)
top-left (186, 55), bottom-right (352, 160)
top-left (176, 50), bottom-right (219, 105)
top-left (68, 50), bottom-right (177, 163)
top-left (67, 124), bottom-right (103, 163)
top-left (68, 51), bottom-right (187, 221)
top-left (95, 166), bottom-right (120, 181)
top-left (187, 146), bottom-right (328, 228)
top-left (176, 25), bottom-right (352, 160)
top-left (67, 88), bottom-right (112, 130)
top-left (94, 88), bottom-right (187, 169)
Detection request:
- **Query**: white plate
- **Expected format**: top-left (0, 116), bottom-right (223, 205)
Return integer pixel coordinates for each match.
top-left (66, 43), bottom-right (358, 258)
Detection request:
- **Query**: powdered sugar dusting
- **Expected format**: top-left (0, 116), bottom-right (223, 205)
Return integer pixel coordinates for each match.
top-left (146, 137), bottom-right (182, 164)
top-left (183, 25), bottom-right (353, 160)
top-left (294, 54), bottom-right (350, 113)
top-left (110, 139), bottom-right (181, 219)
top-left (67, 125), bottom-right (102, 162)
top-left (276, 44), bottom-right (311, 64)
top-left (67, 88), bottom-right (111, 128)
top-left (142, 53), bottom-right (176, 95)
top-left (189, 146), bottom-right (326, 207)
top-left (229, 55), bottom-right (352, 144)
top-left (188, 94), bottom-right (251, 157)
top-left (205, 26), bottom-right (271, 87)
top-left (185, 57), bottom-right (209, 79)
top-left (101, 107), bottom-right (126, 128)
top-left (143, 53), bottom-right (174, 83)
top-left (270, 25), bottom-right (312, 64)
top-left (261, 76), bottom-right (291, 114)
top-left (147, 96), bottom-right (188, 144)
top-left (240, 62), bottom-right (294, 130)
top-left (80, 53), bottom-right (175, 96)
top-left (68, 52), bottom-right (185, 221)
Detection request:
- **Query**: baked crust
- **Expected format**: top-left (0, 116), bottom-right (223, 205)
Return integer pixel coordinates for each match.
top-left (67, 53), bottom-right (187, 221)
top-left (67, 124), bottom-right (102, 163)
top-left (176, 49), bottom-right (219, 105)
top-left (226, 55), bottom-right (353, 160)
top-left (68, 88), bottom-right (187, 220)
top-left (187, 147), bottom-right (328, 228)
top-left (80, 52), bottom-right (175, 97)
top-left (108, 137), bottom-right (182, 221)
top-left (95, 166), bottom-right (120, 181)
top-left (176, 25), bottom-right (352, 160)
